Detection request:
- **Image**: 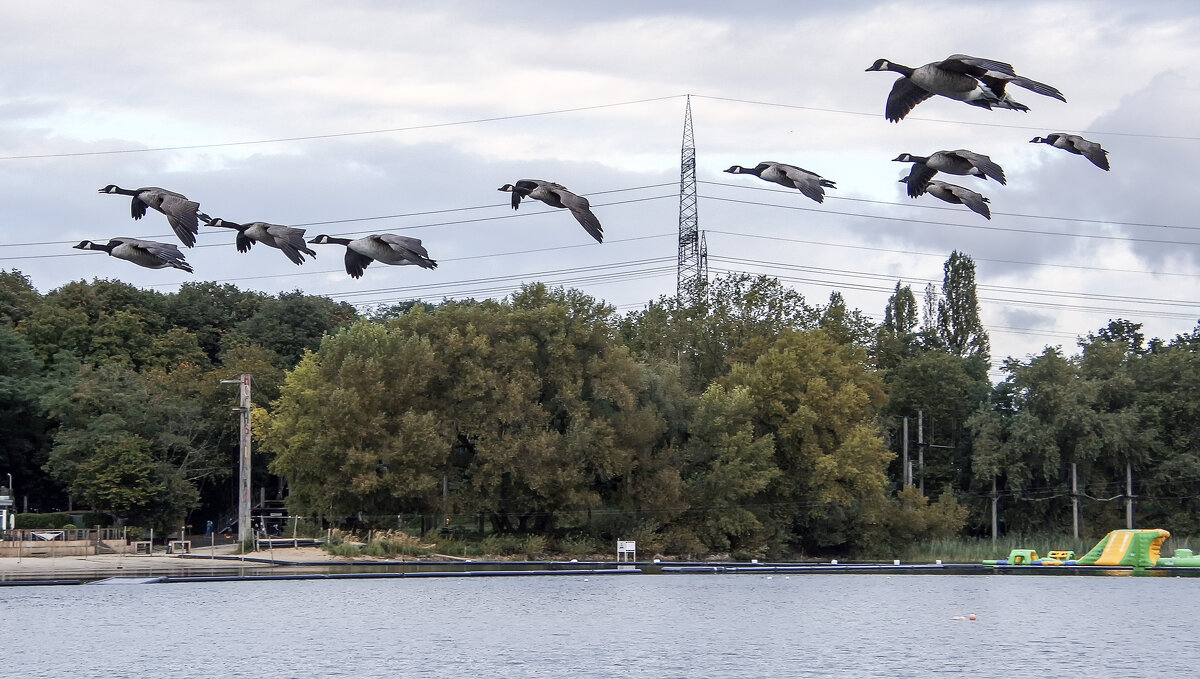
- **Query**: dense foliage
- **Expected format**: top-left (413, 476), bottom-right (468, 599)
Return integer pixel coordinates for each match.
top-left (2, 254), bottom-right (1198, 556)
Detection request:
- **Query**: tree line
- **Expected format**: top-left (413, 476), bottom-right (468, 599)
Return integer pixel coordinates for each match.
top-left (1, 250), bottom-right (1196, 557)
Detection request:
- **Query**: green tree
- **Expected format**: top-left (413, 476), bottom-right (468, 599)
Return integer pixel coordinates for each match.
top-left (937, 251), bottom-right (989, 360)
top-left (620, 273), bottom-right (817, 390)
top-left (0, 269), bottom-right (39, 326)
top-left (232, 290), bottom-right (358, 368)
top-left (166, 282), bottom-right (267, 362)
top-left (0, 324), bottom-right (56, 506)
top-left (267, 285), bottom-right (657, 535)
top-left (1133, 327), bottom-right (1200, 533)
top-left (680, 384), bottom-right (779, 553)
top-left (42, 362), bottom-right (219, 529)
top-left (725, 329), bottom-right (893, 554)
top-left (876, 281), bottom-right (921, 371)
top-left (968, 331), bottom-right (1146, 535)
top-left (265, 321), bottom-right (445, 520)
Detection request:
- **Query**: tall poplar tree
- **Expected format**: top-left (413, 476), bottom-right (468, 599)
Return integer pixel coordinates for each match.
top-left (937, 251), bottom-right (990, 360)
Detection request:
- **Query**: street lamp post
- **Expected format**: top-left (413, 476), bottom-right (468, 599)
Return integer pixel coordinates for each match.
top-left (221, 374), bottom-right (252, 546)
top-left (4, 472), bottom-right (12, 533)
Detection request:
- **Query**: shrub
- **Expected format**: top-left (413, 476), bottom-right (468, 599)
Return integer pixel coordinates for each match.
top-left (480, 533), bottom-right (526, 556)
top-left (81, 513), bottom-right (112, 528)
top-left (14, 513), bottom-right (72, 530)
top-left (557, 533), bottom-right (606, 558)
top-left (433, 538), bottom-right (483, 557)
top-left (521, 535), bottom-right (546, 559)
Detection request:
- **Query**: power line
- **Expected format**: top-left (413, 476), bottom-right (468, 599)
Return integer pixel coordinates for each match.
top-left (0, 95), bottom-right (686, 161)
top-left (708, 261), bottom-right (1198, 321)
top-left (692, 94), bottom-right (1200, 141)
top-left (702, 194), bottom-right (1200, 247)
top-left (702, 180), bottom-right (1200, 234)
top-left (5, 90), bottom-right (1194, 164)
top-left (3, 191), bottom-right (677, 255)
top-left (706, 229), bottom-right (1200, 279)
top-left (326, 257), bottom-right (675, 300)
top-left (713, 255), bottom-right (1198, 308)
top-left (139, 233), bottom-right (677, 288)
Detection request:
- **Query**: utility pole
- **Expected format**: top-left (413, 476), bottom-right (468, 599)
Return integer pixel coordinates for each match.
top-left (1125, 462), bottom-right (1134, 530)
top-left (221, 374), bottom-right (252, 545)
top-left (917, 410), bottom-right (925, 495)
top-left (902, 417), bottom-right (910, 488)
top-left (1071, 463), bottom-right (1079, 540)
top-left (990, 478), bottom-right (999, 544)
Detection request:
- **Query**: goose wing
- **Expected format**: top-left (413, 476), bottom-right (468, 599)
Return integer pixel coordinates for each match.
top-left (900, 167), bottom-right (932, 196)
top-left (235, 232), bottom-right (254, 253)
top-left (885, 76), bottom-right (935, 122)
top-left (343, 249), bottom-right (374, 279)
top-left (154, 192), bottom-right (200, 248)
top-left (1065, 135), bottom-right (1110, 170)
top-left (950, 149), bottom-right (1006, 185)
top-left (902, 163), bottom-right (938, 197)
top-left (556, 190), bottom-right (603, 243)
top-left (508, 179), bottom-right (541, 209)
top-left (111, 237), bottom-right (194, 272)
top-left (931, 181), bottom-right (991, 219)
top-left (778, 164), bottom-right (834, 204)
top-left (264, 224), bottom-right (316, 265)
top-left (373, 234), bottom-right (438, 268)
top-left (943, 54), bottom-right (1065, 101)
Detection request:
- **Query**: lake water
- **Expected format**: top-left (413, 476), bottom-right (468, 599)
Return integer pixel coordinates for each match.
top-left (7, 572), bottom-right (1199, 678)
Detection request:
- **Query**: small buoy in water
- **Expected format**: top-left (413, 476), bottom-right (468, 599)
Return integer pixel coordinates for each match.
top-left (968, 614), bottom-right (977, 621)
top-left (766, 576), bottom-right (772, 580)
top-left (583, 578), bottom-right (589, 582)
top-left (952, 616), bottom-right (965, 621)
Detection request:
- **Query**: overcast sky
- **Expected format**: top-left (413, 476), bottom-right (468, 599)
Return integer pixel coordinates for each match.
top-left (2, 1), bottom-right (1197, 378)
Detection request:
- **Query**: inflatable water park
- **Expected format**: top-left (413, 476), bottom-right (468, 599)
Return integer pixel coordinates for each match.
top-left (983, 528), bottom-right (1200, 570)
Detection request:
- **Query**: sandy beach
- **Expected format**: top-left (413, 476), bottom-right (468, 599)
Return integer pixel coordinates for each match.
top-left (0, 544), bottom-right (360, 580)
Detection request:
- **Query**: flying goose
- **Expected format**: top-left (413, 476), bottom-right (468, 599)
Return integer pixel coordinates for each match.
top-left (866, 55), bottom-right (1066, 122)
top-left (308, 233), bottom-right (437, 279)
top-left (497, 180), bottom-right (603, 243)
top-left (893, 150), bottom-right (1005, 198)
top-left (197, 213), bottom-right (316, 265)
top-left (900, 177), bottom-right (992, 220)
top-left (1030, 134), bottom-right (1110, 170)
top-left (723, 162), bottom-right (836, 204)
top-left (97, 185), bottom-right (201, 247)
top-left (73, 237), bottom-right (194, 272)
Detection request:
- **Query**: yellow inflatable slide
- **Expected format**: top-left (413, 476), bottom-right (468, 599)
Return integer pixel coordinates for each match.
top-left (1075, 529), bottom-right (1170, 567)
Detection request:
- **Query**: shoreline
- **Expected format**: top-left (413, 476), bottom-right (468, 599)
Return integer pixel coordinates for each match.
top-left (4, 546), bottom-right (1199, 586)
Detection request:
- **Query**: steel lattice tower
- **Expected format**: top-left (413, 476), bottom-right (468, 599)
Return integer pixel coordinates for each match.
top-left (676, 95), bottom-right (707, 301)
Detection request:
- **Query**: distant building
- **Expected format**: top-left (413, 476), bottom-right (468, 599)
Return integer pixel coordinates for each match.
top-left (0, 485), bottom-right (13, 534)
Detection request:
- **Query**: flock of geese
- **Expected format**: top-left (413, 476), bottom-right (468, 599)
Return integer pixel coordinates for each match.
top-left (74, 54), bottom-right (1110, 275)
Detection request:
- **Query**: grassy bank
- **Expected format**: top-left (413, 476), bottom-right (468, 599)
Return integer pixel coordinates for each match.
top-left (298, 523), bottom-right (1195, 564)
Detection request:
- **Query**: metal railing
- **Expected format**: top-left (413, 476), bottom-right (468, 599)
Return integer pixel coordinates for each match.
top-left (1, 528), bottom-right (125, 542)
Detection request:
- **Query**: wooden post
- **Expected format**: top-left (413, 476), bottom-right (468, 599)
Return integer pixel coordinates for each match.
top-left (1071, 462), bottom-right (1079, 540)
top-left (917, 410), bottom-right (925, 495)
top-left (1126, 462), bottom-right (1134, 529)
top-left (991, 478), bottom-right (999, 544)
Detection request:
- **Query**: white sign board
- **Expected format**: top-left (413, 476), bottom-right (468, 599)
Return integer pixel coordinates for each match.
top-left (616, 540), bottom-right (636, 562)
